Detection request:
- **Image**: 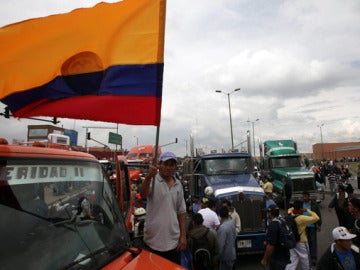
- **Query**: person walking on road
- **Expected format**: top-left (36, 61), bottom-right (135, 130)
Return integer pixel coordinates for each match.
top-left (328, 170), bottom-right (338, 197)
top-left (261, 205), bottom-right (290, 270)
top-left (317, 226), bottom-right (360, 270)
top-left (217, 206), bottom-right (237, 270)
top-left (302, 191), bottom-right (322, 266)
top-left (285, 200), bottom-right (320, 270)
top-left (328, 184), bottom-right (351, 228)
top-left (140, 152), bottom-right (187, 265)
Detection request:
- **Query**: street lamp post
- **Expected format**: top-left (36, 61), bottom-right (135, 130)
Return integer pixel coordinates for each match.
top-left (317, 123), bottom-right (324, 160)
top-left (134, 136), bottom-right (139, 145)
top-left (215, 88), bottom-right (241, 151)
top-left (248, 119), bottom-right (260, 157)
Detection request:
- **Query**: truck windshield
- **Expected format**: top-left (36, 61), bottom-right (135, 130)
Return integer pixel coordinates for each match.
top-left (0, 157), bottom-right (130, 270)
top-left (203, 157), bottom-right (251, 175)
top-left (270, 156), bottom-right (301, 168)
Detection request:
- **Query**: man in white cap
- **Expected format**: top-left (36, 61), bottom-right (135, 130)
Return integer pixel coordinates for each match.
top-left (317, 226), bottom-right (360, 270)
top-left (140, 151), bottom-right (186, 265)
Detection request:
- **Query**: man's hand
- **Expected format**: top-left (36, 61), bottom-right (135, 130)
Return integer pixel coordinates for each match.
top-left (260, 258), bottom-right (267, 268)
top-left (176, 235), bottom-right (187, 252)
top-left (147, 165), bottom-right (158, 179)
top-left (141, 165), bottom-right (158, 198)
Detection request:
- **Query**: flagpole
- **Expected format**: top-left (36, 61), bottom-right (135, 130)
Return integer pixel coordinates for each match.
top-left (153, 126), bottom-right (160, 165)
top-left (152, 125), bottom-right (160, 194)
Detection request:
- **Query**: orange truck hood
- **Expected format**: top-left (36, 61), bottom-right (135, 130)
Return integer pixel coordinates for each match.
top-left (102, 249), bottom-right (185, 270)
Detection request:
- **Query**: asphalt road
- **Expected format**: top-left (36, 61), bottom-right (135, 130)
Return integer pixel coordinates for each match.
top-left (235, 182), bottom-right (360, 270)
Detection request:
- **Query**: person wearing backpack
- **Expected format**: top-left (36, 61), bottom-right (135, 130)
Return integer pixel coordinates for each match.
top-left (261, 204), bottom-right (290, 270)
top-left (285, 200), bottom-right (320, 270)
top-left (188, 213), bottom-right (219, 270)
top-left (328, 184), bottom-right (351, 228)
top-left (217, 206), bottom-right (236, 270)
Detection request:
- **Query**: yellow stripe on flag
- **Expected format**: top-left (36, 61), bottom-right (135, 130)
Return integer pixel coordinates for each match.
top-left (0, 0), bottom-right (166, 98)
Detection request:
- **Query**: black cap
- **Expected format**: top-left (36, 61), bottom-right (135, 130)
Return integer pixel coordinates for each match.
top-left (267, 204), bottom-right (279, 216)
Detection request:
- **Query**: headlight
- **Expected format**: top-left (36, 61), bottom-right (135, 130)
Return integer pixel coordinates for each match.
top-left (204, 186), bottom-right (213, 196)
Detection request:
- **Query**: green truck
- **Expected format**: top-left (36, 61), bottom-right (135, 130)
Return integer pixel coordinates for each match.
top-left (259, 139), bottom-right (324, 206)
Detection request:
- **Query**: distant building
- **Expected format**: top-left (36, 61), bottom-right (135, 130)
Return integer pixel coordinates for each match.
top-left (312, 142), bottom-right (360, 161)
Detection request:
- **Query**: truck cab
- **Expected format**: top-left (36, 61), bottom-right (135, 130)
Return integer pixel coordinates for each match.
top-left (0, 139), bottom-right (183, 270)
top-left (260, 140), bottom-right (325, 205)
top-left (183, 153), bottom-right (266, 255)
top-left (126, 144), bottom-right (162, 163)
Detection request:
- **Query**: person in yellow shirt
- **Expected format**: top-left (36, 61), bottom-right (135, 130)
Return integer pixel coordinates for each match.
top-left (285, 200), bottom-right (320, 270)
top-left (263, 176), bottom-right (273, 193)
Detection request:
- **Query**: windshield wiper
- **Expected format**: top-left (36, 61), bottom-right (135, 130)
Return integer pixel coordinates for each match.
top-left (61, 244), bottom-right (139, 270)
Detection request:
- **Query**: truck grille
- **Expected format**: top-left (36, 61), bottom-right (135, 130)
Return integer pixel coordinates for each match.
top-left (233, 200), bottom-right (265, 232)
top-left (292, 177), bottom-right (315, 192)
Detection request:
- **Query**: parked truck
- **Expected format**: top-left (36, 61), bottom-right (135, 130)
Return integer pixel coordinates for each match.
top-left (126, 144), bottom-right (162, 163)
top-left (183, 152), bottom-right (266, 255)
top-left (0, 138), bottom-right (183, 270)
top-left (259, 139), bottom-right (324, 206)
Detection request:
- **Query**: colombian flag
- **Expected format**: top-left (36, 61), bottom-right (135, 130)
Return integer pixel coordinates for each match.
top-left (0, 0), bottom-right (166, 126)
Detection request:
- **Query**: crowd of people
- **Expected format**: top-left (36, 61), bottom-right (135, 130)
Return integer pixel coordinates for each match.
top-left (261, 160), bottom-right (360, 270)
top-left (132, 152), bottom-right (360, 270)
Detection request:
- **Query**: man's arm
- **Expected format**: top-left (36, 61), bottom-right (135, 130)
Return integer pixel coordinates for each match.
top-left (303, 209), bottom-right (320, 225)
top-left (140, 165), bottom-right (157, 198)
top-left (261, 244), bottom-right (274, 268)
top-left (177, 212), bottom-right (187, 251)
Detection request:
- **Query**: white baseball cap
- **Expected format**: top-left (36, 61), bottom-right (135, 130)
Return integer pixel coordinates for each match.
top-left (332, 226), bottom-right (356, 240)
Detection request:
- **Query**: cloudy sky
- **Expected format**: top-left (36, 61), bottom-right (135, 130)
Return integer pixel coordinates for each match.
top-left (0, 0), bottom-right (359, 157)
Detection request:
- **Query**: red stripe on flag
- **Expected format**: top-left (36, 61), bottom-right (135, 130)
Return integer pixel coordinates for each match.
top-left (13, 95), bottom-right (162, 126)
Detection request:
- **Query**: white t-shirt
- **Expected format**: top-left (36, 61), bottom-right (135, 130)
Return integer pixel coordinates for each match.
top-left (143, 174), bottom-right (186, 251)
top-left (198, 207), bottom-right (220, 231)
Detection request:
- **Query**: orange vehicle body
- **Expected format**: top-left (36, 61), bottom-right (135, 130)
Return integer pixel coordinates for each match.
top-left (0, 139), bottom-right (184, 270)
top-left (126, 144), bottom-right (162, 163)
top-left (103, 248), bottom-right (184, 270)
